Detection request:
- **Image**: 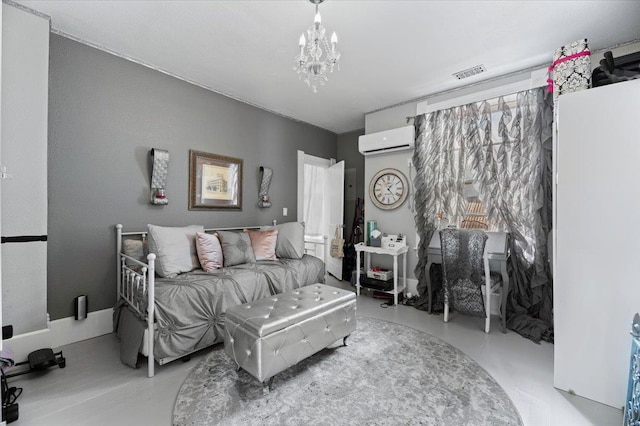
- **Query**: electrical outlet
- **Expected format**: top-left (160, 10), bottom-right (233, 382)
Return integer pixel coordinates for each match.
top-left (283, 207), bottom-right (288, 216)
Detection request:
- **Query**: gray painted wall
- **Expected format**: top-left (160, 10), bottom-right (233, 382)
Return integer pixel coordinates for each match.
top-left (336, 129), bottom-right (364, 240)
top-left (363, 151), bottom-right (418, 282)
top-left (48, 35), bottom-right (336, 320)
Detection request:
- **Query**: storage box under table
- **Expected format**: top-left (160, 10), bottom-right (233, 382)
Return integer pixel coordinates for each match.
top-left (224, 284), bottom-right (357, 386)
top-left (367, 268), bottom-right (393, 281)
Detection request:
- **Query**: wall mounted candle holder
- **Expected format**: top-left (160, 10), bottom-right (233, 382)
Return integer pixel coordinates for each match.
top-left (150, 148), bottom-right (169, 205)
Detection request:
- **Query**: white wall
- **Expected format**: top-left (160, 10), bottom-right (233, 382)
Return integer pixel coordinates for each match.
top-left (365, 103), bottom-right (416, 135)
top-left (1, 4), bottom-right (50, 340)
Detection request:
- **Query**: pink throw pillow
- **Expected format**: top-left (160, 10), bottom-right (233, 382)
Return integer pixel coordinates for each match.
top-left (195, 232), bottom-right (223, 272)
top-left (246, 228), bottom-right (278, 261)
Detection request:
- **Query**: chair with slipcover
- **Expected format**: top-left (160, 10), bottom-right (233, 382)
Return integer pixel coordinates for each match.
top-left (440, 228), bottom-right (501, 333)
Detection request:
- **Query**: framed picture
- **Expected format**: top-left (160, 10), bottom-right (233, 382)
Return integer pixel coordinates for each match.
top-left (189, 150), bottom-right (242, 210)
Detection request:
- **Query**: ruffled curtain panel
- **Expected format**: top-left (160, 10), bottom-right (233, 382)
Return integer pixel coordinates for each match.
top-left (413, 87), bottom-right (554, 343)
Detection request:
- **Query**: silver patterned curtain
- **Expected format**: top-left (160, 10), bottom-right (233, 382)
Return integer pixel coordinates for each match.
top-left (413, 87), bottom-right (553, 343)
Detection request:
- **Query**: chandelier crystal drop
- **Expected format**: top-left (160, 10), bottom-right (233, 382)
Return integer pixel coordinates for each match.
top-left (293, 0), bottom-right (340, 93)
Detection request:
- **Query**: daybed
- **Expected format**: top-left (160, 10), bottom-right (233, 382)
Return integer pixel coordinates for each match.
top-left (114, 222), bottom-right (326, 377)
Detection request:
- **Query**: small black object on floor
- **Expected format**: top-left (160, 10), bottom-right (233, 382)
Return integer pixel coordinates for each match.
top-left (2, 368), bottom-right (20, 423)
top-left (2, 348), bottom-right (66, 423)
top-left (5, 348), bottom-right (66, 378)
top-left (375, 291), bottom-right (405, 308)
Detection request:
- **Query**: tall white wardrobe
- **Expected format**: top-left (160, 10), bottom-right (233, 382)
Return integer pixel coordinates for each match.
top-left (554, 78), bottom-right (640, 409)
top-left (1, 4), bottom-right (50, 357)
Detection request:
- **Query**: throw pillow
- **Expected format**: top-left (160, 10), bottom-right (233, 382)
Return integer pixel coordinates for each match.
top-left (216, 230), bottom-right (256, 267)
top-left (122, 239), bottom-right (146, 268)
top-left (147, 224), bottom-right (204, 278)
top-left (261, 222), bottom-right (305, 259)
top-left (195, 232), bottom-right (223, 272)
top-left (245, 228), bottom-right (278, 261)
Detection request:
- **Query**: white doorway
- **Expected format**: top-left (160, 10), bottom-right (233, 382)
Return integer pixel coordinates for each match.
top-left (297, 151), bottom-right (344, 280)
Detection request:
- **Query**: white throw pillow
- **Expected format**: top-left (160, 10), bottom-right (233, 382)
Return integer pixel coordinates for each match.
top-left (196, 232), bottom-right (224, 272)
top-left (147, 224), bottom-right (204, 278)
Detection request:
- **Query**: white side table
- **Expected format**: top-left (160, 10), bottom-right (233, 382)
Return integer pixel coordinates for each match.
top-left (355, 243), bottom-right (408, 305)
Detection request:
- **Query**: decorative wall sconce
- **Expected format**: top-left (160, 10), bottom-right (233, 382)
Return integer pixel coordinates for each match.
top-left (258, 166), bottom-right (273, 208)
top-left (150, 148), bottom-right (169, 205)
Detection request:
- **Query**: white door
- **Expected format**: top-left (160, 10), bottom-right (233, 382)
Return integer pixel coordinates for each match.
top-left (554, 79), bottom-right (640, 408)
top-left (326, 160), bottom-right (344, 279)
top-left (297, 151), bottom-right (344, 280)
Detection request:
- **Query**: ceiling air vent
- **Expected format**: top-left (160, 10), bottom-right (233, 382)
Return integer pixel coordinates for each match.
top-left (453, 65), bottom-right (487, 80)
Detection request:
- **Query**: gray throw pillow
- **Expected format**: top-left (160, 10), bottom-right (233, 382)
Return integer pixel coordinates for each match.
top-left (216, 230), bottom-right (256, 267)
top-left (261, 222), bottom-right (305, 259)
top-left (147, 224), bottom-right (204, 278)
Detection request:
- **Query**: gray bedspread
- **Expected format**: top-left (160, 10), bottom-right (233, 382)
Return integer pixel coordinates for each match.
top-left (115, 255), bottom-right (324, 366)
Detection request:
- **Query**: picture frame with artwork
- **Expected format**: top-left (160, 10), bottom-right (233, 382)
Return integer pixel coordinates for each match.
top-left (189, 150), bottom-right (242, 210)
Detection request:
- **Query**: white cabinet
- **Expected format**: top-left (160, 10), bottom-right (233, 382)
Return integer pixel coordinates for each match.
top-left (554, 79), bottom-right (640, 409)
top-left (1, 4), bottom-right (50, 340)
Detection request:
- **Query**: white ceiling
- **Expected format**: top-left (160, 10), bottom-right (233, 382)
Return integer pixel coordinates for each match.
top-left (13, 0), bottom-right (640, 134)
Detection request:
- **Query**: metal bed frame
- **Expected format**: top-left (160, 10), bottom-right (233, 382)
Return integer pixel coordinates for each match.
top-left (115, 224), bottom-right (328, 377)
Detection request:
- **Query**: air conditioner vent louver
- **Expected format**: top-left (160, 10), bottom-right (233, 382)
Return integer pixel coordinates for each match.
top-left (453, 64), bottom-right (486, 80)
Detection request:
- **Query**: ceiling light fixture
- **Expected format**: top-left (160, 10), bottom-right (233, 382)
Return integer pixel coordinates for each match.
top-left (294, 0), bottom-right (340, 93)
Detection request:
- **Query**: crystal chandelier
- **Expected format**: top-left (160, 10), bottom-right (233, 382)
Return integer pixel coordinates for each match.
top-left (294, 0), bottom-right (340, 93)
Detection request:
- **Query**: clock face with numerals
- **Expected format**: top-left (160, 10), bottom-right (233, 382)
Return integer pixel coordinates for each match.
top-left (369, 168), bottom-right (409, 210)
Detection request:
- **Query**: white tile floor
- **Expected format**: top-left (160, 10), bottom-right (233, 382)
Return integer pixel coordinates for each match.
top-left (8, 278), bottom-right (623, 426)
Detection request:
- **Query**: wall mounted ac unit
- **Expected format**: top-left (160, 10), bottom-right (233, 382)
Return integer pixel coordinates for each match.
top-left (358, 125), bottom-right (415, 156)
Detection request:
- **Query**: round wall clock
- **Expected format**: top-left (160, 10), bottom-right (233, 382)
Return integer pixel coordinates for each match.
top-left (369, 168), bottom-right (409, 210)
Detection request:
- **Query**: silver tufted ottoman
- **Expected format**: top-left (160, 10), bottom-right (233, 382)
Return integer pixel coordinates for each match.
top-left (224, 284), bottom-right (356, 392)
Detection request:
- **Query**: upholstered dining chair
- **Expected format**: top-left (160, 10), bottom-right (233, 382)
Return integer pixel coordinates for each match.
top-left (439, 228), bottom-right (501, 333)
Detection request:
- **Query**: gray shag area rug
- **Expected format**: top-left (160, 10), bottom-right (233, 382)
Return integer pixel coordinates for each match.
top-left (173, 316), bottom-right (522, 426)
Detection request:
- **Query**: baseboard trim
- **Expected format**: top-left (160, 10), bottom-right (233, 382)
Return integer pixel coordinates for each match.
top-left (49, 308), bottom-right (114, 348)
top-left (4, 328), bottom-right (52, 363)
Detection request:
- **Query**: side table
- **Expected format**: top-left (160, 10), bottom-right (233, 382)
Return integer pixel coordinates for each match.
top-left (355, 243), bottom-right (408, 305)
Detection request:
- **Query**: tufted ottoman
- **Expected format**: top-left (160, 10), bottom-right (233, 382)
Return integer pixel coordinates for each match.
top-left (224, 284), bottom-right (356, 392)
